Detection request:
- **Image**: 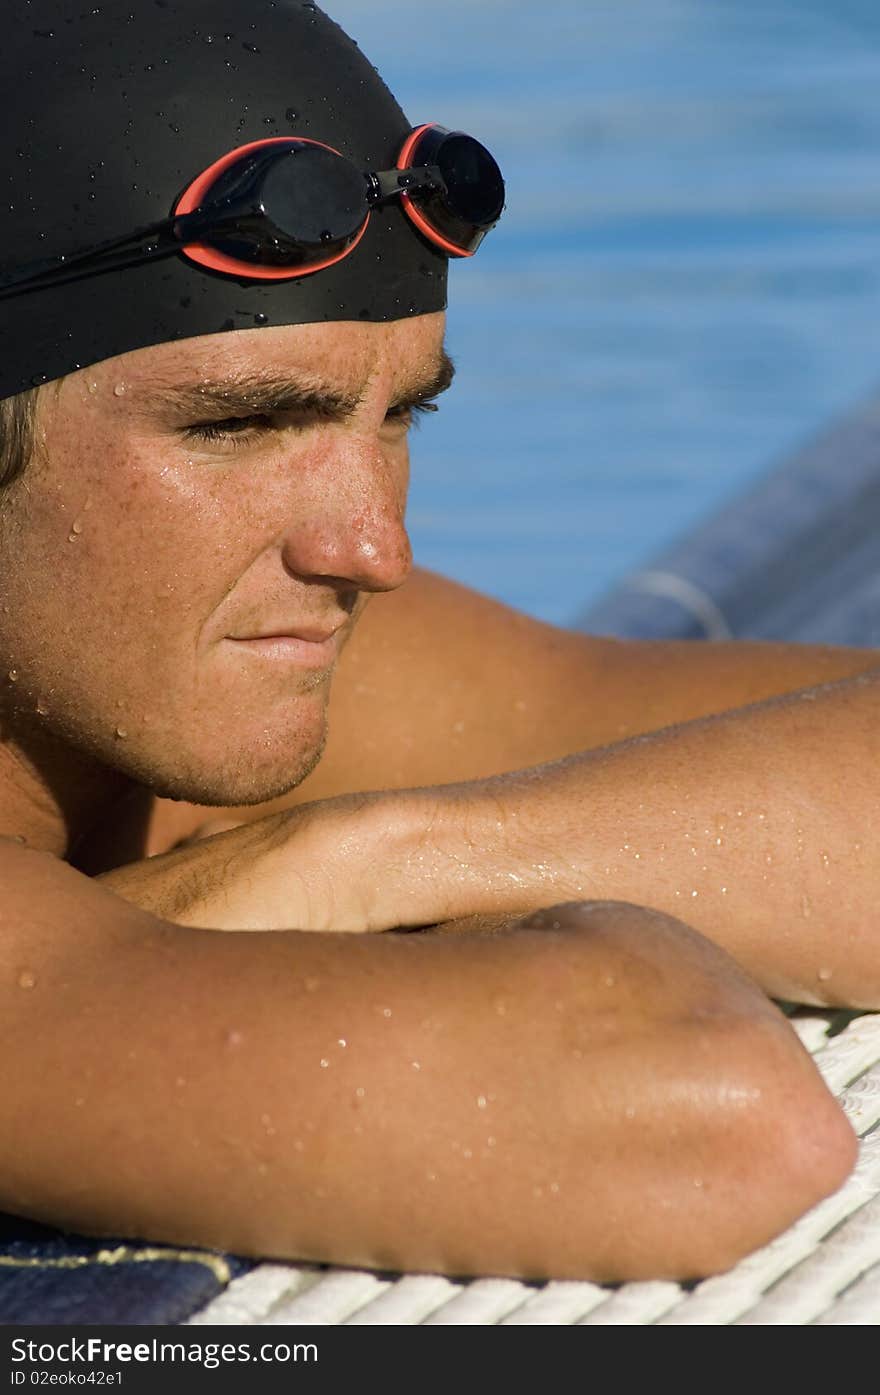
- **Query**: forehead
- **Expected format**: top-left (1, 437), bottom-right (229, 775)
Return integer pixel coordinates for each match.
top-left (73, 314), bottom-right (448, 404)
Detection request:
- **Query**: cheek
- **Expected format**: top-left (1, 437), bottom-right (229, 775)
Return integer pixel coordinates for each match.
top-left (0, 433), bottom-right (249, 664)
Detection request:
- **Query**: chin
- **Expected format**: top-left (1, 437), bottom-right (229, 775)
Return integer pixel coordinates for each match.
top-left (157, 742), bottom-right (326, 807)
top-left (96, 716), bottom-right (329, 808)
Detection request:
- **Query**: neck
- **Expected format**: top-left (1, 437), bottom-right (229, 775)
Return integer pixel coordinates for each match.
top-left (0, 715), bottom-right (136, 860)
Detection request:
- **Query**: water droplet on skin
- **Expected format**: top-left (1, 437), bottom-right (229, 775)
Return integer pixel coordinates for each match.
top-left (354, 1087), bottom-right (365, 1099)
top-left (67, 532), bottom-right (79, 543)
top-left (18, 970), bottom-right (37, 989)
top-left (817, 966), bottom-right (833, 982)
top-left (115, 726), bottom-right (128, 739)
top-left (693, 1177), bottom-right (704, 1189)
top-left (113, 381), bottom-right (127, 397)
top-left (801, 893), bottom-right (812, 919)
top-left (87, 380), bottom-right (99, 395)
top-left (337, 1038), bottom-right (347, 1048)
top-left (35, 698), bottom-right (48, 716)
top-left (381, 1007), bottom-right (392, 1018)
top-left (319, 1058), bottom-right (329, 1069)
top-left (7, 670), bottom-right (18, 683)
top-left (476, 1095), bottom-right (488, 1110)
top-left (411, 1061), bottom-right (421, 1071)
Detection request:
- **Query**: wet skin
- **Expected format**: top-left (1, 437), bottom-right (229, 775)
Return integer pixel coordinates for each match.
top-left (0, 314), bottom-right (447, 853)
top-left (0, 313), bottom-right (871, 1279)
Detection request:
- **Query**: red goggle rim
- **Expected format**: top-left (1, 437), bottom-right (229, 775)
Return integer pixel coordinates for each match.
top-left (396, 123), bottom-right (473, 259)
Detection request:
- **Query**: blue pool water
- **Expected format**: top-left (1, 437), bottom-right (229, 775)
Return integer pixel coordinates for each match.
top-left (329, 0), bottom-right (880, 626)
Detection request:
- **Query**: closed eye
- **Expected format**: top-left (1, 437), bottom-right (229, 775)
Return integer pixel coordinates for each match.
top-left (184, 397), bottom-right (441, 447)
top-left (183, 414), bottom-right (275, 445)
top-left (385, 399), bottom-right (441, 427)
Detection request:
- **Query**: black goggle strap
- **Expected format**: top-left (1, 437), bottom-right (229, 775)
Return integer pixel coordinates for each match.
top-left (0, 215), bottom-right (191, 300)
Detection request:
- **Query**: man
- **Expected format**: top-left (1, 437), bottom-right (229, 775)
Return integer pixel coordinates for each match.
top-left (0, 1), bottom-right (875, 1284)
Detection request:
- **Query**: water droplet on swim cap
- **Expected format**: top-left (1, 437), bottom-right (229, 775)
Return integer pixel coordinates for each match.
top-left (0, 1), bottom-right (448, 402)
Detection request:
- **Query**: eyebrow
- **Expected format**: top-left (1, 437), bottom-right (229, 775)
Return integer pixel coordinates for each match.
top-left (149, 349), bottom-right (456, 422)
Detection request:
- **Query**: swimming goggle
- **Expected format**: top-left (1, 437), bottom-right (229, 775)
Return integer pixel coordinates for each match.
top-left (0, 124), bottom-right (504, 300)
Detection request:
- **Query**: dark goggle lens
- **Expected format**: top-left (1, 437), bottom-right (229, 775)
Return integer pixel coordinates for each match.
top-left (189, 141), bottom-right (367, 268)
top-left (401, 126), bottom-right (505, 255)
top-left (435, 134), bottom-right (505, 227)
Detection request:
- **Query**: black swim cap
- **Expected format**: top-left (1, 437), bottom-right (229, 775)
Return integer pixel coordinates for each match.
top-left (0, 1), bottom-right (448, 402)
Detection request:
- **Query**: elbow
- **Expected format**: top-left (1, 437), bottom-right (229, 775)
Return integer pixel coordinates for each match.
top-left (643, 1014), bottom-right (858, 1282)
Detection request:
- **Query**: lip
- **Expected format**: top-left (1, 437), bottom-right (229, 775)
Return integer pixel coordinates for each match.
top-left (225, 626), bottom-right (343, 668)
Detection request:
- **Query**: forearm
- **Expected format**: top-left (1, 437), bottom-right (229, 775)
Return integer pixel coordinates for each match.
top-left (100, 669), bottom-right (880, 1002)
top-left (376, 670), bottom-right (880, 1005)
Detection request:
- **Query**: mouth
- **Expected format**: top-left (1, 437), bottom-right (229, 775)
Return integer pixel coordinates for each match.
top-left (225, 623), bottom-right (345, 669)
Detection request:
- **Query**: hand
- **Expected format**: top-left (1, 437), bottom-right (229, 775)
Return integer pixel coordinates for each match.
top-left (97, 790), bottom-right (451, 932)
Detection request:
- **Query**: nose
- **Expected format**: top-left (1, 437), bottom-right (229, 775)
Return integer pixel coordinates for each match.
top-left (278, 430), bottom-right (412, 593)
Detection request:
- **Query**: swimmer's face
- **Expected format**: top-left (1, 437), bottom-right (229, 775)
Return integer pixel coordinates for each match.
top-left (0, 313), bottom-right (448, 803)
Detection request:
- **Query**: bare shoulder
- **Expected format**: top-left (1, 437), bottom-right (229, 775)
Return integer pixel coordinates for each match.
top-left (315, 564), bottom-right (878, 772)
top-left (145, 566), bottom-right (878, 854)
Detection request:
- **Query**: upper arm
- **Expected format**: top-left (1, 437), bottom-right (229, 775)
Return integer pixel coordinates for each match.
top-left (0, 847), bottom-right (851, 1281)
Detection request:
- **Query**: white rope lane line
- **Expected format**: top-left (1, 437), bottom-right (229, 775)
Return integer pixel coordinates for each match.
top-left (186, 1010), bottom-right (880, 1326)
top-left (624, 570), bottom-right (735, 640)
